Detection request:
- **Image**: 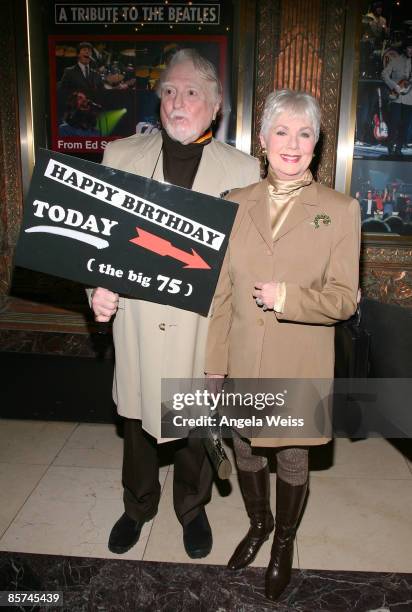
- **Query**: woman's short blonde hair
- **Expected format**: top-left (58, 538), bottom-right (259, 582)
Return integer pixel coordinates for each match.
top-left (260, 89), bottom-right (321, 143)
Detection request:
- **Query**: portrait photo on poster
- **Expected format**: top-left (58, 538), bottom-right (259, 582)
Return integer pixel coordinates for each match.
top-left (349, 1), bottom-right (412, 236)
top-left (354, 0), bottom-right (412, 160)
top-left (351, 159), bottom-right (412, 235)
top-left (50, 34), bottom-right (230, 156)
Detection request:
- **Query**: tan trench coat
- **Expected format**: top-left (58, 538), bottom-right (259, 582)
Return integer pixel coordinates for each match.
top-left (101, 132), bottom-right (260, 440)
top-left (205, 179), bottom-right (361, 447)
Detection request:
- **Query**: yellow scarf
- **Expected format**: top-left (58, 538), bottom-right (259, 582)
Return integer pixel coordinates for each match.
top-left (267, 168), bottom-right (313, 238)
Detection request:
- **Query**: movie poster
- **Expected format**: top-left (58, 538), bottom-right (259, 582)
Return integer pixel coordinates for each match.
top-left (47, 2), bottom-right (234, 158)
top-left (350, 0), bottom-right (412, 235)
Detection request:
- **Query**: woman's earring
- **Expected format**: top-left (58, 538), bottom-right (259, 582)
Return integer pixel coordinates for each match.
top-left (262, 148), bottom-right (267, 165)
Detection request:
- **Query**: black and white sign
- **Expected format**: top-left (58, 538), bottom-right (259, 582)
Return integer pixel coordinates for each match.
top-left (55, 4), bottom-right (221, 25)
top-left (14, 149), bottom-right (238, 315)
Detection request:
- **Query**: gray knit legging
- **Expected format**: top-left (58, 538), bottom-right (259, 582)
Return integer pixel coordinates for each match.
top-left (233, 433), bottom-right (308, 486)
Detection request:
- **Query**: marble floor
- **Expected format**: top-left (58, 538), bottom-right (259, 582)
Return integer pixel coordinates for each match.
top-left (1, 553), bottom-right (411, 611)
top-left (0, 419), bottom-right (411, 609)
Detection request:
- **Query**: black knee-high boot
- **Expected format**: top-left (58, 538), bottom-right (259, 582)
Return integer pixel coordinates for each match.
top-left (228, 466), bottom-right (274, 570)
top-left (265, 476), bottom-right (308, 600)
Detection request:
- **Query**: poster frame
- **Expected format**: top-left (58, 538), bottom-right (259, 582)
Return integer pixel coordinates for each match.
top-left (18, 0), bottom-right (256, 196)
top-left (335, 0), bottom-right (412, 245)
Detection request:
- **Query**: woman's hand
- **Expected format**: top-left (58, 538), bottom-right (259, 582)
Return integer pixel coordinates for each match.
top-left (253, 281), bottom-right (283, 310)
top-left (91, 287), bottom-right (119, 322)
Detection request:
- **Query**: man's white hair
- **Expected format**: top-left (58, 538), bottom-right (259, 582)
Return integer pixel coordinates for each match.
top-left (157, 48), bottom-right (222, 105)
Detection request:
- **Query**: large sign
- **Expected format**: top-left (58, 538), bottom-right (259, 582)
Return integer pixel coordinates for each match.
top-left (14, 149), bottom-right (238, 315)
top-left (55, 4), bottom-right (221, 25)
top-left (48, 0), bottom-right (234, 156)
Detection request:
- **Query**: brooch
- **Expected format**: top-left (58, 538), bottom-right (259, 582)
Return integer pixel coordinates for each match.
top-left (312, 213), bottom-right (331, 229)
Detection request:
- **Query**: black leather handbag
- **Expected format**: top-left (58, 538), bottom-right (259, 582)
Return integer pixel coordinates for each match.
top-left (334, 303), bottom-right (371, 378)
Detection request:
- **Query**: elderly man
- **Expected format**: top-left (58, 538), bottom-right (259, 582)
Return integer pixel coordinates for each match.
top-left (91, 49), bottom-right (259, 558)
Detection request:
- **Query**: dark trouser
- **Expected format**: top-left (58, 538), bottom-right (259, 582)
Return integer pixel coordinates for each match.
top-left (387, 102), bottom-right (412, 150)
top-left (122, 418), bottom-right (213, 527)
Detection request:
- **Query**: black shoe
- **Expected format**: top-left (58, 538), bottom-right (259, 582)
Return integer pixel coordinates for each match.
top-left (183, 509), bottom-right (213, 559)
top-left (108, 512), bottom-right (148, 554)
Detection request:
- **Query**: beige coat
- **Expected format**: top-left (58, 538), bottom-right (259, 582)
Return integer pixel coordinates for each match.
top-left (101, 132), bottom-right (260, 440)
top-left (205, 179), bottom-right (361, 447)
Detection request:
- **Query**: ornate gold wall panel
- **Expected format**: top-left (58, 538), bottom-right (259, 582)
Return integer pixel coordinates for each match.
top-left (0, 1), bottom-right (23, 301)
top-left (361, 242), bottom-right (412, 308)
top-left (317, 1), bottom-right (346, 186)
top-left (254, 0), bottom-right (346, 187)
top-left (254, 0), bottom-right (280, 152)
top-left (274, 0), bottom-right (323, 97)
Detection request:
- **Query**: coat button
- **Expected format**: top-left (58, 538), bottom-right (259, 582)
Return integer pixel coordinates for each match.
top-left (257, 319), bottom-right (264, 326)
top-left (159, 323), bottom-right (166, 331)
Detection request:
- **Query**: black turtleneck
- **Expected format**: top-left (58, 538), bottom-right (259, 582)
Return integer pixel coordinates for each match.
top-left (161, 129), bottom-right (212, 189)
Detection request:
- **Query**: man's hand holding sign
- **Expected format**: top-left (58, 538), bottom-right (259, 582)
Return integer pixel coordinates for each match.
top-left (92, 286), bottom-right (119, 323)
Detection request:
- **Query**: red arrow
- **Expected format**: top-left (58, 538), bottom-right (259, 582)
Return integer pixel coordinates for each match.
top-left (129, 227), bottom-right (211, 270)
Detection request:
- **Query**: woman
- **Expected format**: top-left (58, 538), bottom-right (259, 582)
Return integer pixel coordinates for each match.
top-left (205, 90), bottom-right (360, 601)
